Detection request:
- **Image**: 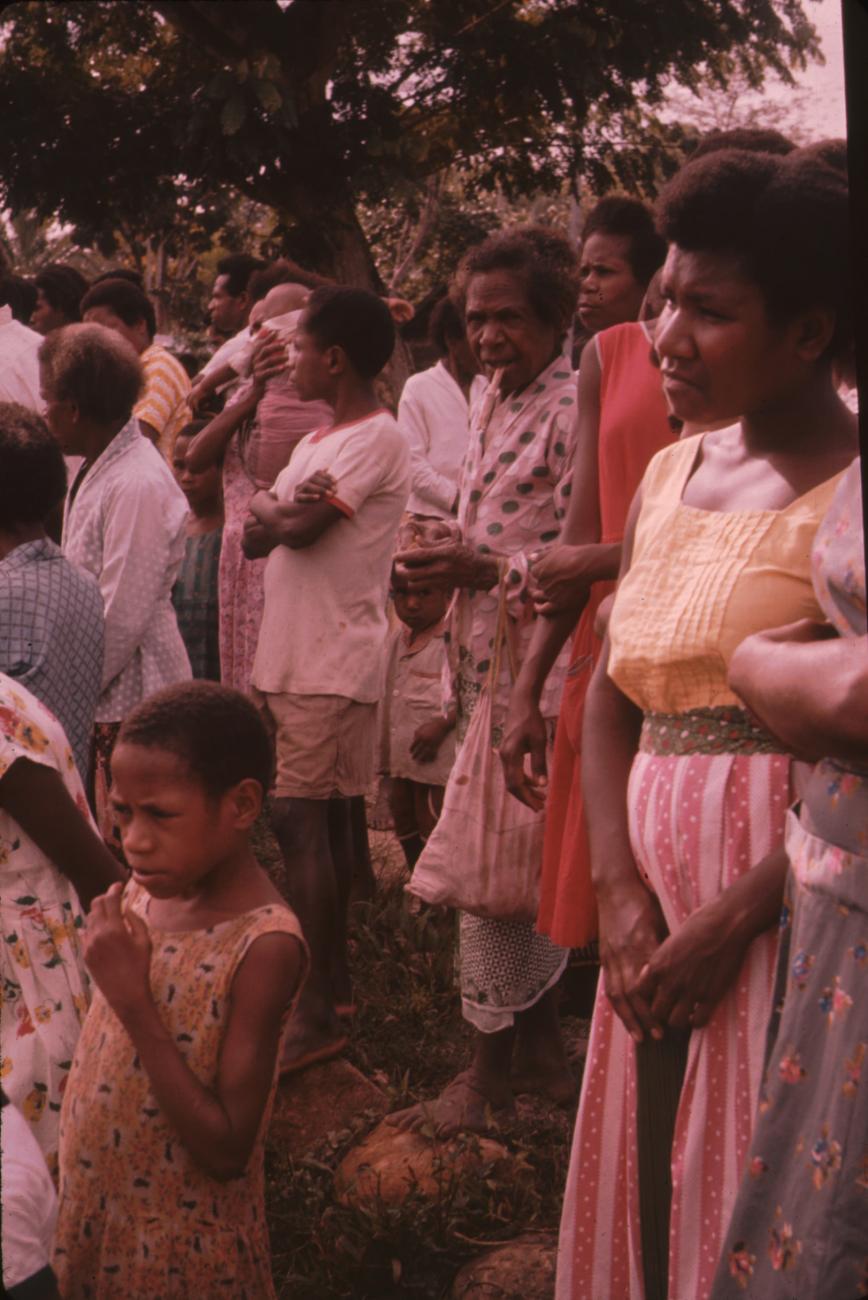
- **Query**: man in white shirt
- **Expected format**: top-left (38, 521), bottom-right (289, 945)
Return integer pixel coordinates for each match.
top-left (186, 253), bottom-right (267, 411)
top-left (244, 287), bottom-right (409, 1072)
top-left (0, 279), bottom-right (43, 409)
top-left (398, 295), bottom-right (484, 518)
top-left (39, 323), bottom-right (190, 844)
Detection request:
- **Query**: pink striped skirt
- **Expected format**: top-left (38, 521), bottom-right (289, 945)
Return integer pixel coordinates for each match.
top-left (556, 748), bottom-right (800, 1300)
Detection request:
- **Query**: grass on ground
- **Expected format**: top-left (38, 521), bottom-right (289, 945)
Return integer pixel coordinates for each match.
top-left (260, 826), bottom-right (589, 1299)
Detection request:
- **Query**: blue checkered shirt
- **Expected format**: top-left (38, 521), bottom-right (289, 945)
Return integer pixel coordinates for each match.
top-left (0, 538), bottom-right (105, 780)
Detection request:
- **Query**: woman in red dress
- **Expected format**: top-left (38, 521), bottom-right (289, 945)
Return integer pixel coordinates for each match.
top-left (501, 212), bottom-right (672, 954)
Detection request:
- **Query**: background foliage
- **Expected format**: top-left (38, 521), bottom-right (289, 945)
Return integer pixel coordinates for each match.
top-left (0, 0), bottom-right (823, 338)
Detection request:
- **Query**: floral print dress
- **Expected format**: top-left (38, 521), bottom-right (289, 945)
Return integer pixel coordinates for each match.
top-left (712, 458), bottom-right (868, 1300)
top-left (0, 673), bottom-right (92, 1181)
top-left (52, 881), bottom-right (307, 1299)
top-left (443, 353), bottom-right (578, 1032)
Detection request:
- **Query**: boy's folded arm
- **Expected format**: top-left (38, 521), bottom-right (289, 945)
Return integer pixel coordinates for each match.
top-left (258, 496), bottom-right (345, 549)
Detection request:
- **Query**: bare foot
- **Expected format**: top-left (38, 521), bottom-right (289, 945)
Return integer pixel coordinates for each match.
top-left (510, 1063), bottom-right (577, 1106)
top-left (279, 1011), bottom-right (347, 1075)
top-left (386, 1069), bottom-right (515, 1138)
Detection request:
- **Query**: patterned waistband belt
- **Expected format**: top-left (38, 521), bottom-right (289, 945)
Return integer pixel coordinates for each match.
top-left (640, 707), bottom-right (787, 756)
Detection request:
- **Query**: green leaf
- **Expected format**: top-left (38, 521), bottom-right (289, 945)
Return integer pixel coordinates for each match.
top-left (253, 77), bottom-right (282, 113)
top-left (221, 95), bottom-right (246, 137)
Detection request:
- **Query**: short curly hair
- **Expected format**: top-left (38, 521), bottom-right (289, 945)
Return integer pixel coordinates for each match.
top-left (34, 264), bottom-right (89, 323)
top-left (0, 403), bottom-right (67, 526)
top-left (80, 278), bottom-right (156, 340)
top-left (656, 147), bottom-right (852, 359)
top-left (117, 682), bottom-right (273, 798)
top-left (690, 127), bottom-right (795, 160)
top-left (248, 257), bottom-right (333, 304)
top-left (453, 225), bottom-right (580, 337)
top-left (798, 137), bottom-right (848, 177)
top-left (581, 197), bottom-right (666, 287)
top-left (303, 286), bottom-right (395, 379)
top-left (39, 323), bottom-right (143, 426)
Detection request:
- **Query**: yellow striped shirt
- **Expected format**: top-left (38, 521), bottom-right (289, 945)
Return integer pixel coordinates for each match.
top-left (135, 343), bottom-right (191, 459)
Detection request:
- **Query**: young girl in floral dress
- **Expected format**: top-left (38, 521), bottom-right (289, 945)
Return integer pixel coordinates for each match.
top-left (52, 683), bottom-right (307, 1299)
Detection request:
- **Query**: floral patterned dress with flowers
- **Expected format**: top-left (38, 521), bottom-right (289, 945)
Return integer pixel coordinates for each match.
top-left (712, 458), bottom-right (868, 1300)
top-left (0, 673), bottom-right (92, 1180)
top-left (52, 880), bottom-right (307, 1300)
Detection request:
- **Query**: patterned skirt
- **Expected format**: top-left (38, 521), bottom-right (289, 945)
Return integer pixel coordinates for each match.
top-left (710, 811), bottom-right (868, 1300)
top-left (456, 671), bottom-right (568, 1033)
top-left (557, 712), bottom-right (799, 1300)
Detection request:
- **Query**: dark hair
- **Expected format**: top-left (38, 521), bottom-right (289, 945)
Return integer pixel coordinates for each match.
top-left (657, 147), bottom-right (852, 359)
top-left (454, 225), bottom-right (580, 336)
top-left (80, 278), bottom-right (156, 340)
top-left (428, 296), bottom-right (466, 356)
top-left (34, 264), bottom-right (89, 322)
top-left (90, 267), bottom-right (145, 289)
top-left (302, 286), bottom-right (395, 379)
top-left (216, 253), bottom-right (267, 298)
top-left (0, 403), bottom-right (67, 526)
top-left (581, 196), bottom-right (666, 287)
top-left (39, 323), bottom-right (144, 425)
top-left (248, 257), bottom-right (332, 304)
top-left (117, 682), bottom-right (273, 797)
top-left (0, 274), bottom-right (37, 324)
top-left (799, 137), bottom-right (848, 177)
top-left (174, 419), bottom-right (208, 443)
top-left (690, 127), bottom-right (796, 160)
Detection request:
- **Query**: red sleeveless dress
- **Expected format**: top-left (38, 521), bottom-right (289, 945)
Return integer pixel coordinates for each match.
top-left (535, 321), bottom-right (675, 947)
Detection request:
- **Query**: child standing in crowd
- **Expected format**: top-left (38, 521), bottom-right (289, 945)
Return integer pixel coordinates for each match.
top-left (380, 564), bottom-right (455, 867)
top-left (243, 286), bottom-right (409, 1072)
top-left (171, 421), bottom-right (224, 682)
top-left (52, 683), bottom-right (307, 1299)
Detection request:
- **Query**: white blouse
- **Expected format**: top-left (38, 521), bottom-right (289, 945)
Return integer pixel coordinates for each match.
top-left (62, 419), bottom-right (191, 722)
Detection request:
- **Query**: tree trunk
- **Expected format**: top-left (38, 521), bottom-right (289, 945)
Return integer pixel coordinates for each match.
top-left (269, 179), bottom-right (413, 402)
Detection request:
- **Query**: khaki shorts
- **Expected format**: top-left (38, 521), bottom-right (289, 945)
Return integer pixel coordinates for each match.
top-left (252, 689), bottom-right (377, 799)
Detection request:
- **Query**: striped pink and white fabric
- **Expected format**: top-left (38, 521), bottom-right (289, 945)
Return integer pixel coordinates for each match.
top-left (556, 750), bottom-right (804, 1300)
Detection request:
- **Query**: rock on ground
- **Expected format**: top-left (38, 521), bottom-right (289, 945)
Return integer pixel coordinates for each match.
top-left (449, 1232), bottom-right (558, 1299)
top-left (269, 1058), bottom-right (388, 1159)
top-left (335, 1118), bottom-right (512, 1207)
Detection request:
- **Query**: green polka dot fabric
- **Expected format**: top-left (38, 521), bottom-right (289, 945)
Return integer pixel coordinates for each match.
top-left (450, 353), bottom-right (580, 728)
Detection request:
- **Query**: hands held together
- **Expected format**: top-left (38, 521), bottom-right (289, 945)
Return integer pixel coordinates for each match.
top-left (598, 879), bottom-right (754, 1043)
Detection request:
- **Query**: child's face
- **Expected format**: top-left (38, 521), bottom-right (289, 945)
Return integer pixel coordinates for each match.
top-left (289, 320), bottom-right (334, 402)
top-left (171, 436), bottom-right (221, 515)
top-left (392, 580), bottom-right (449, 634)
top-left (110, 744), bottom-right (251, 898)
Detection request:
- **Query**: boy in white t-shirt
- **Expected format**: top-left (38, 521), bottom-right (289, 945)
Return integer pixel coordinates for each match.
top-left (243, 287), bottom-right (409, 1071)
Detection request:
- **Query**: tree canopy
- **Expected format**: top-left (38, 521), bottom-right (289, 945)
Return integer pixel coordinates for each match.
top-left (0, 0), bottom-right (821, 286)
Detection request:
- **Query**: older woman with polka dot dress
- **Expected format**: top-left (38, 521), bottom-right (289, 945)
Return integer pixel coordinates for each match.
top-left (389, 225), bottom-right (581, 1136)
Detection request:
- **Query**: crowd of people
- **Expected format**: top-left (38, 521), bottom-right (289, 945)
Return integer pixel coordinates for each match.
top-left (0, 126), bottom-right (864, 1300)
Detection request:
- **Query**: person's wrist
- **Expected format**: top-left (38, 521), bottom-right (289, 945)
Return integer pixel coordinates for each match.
top-left (112, 982), bottom-right (156, 1028)
top-left (472, 554), bottom-right (499, 590)
top-left (510, 678), bottom-right (540, 711)
top-left (592, 860), bottom-right (645, 904)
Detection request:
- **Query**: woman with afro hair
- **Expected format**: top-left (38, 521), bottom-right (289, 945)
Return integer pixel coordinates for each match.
top-left (556, 147), bottom-right (858, 1300)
